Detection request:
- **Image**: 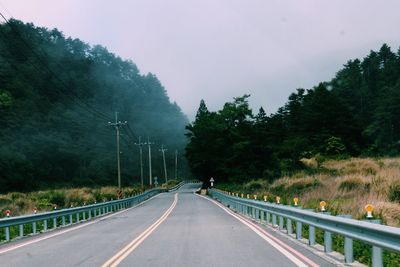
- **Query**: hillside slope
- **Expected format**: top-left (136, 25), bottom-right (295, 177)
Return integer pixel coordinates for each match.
top-left (0, 19), bottom-right (188, 192)
top-left (219, 157), bottom-right (400, 227)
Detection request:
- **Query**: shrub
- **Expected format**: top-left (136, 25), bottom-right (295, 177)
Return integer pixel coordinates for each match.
top-left (287, 179), bottom-right (320, 194)
top-left (300, 158), bottom-right (318, 169)
top-left (0, 197), bottom-right (11, 206)
top-left (339, 177), bottom-right (364, 191)
top-left (244, 180), bottom-right (267, 192)
top-left (48, 191), bottom-right (66, 207)
top-left (389, 183), bottom-right (400, 202)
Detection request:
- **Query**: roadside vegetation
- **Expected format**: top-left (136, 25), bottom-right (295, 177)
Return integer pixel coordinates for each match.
top-left (216, 157), bottom-right (400, 267)
top-left (217, 157), bottom-right (400, 227)
top-left (0, 180), bottom-right (179, 218)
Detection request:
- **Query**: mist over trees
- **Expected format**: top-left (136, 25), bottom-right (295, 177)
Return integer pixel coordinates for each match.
top-left (0, 19), bottom-right (189, 192)
top-left (186, 44), bottom-right (400, 184)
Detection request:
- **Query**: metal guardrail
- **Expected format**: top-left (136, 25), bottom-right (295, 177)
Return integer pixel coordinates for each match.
top-left (168, 180), bottom-right (201, 192)
top-left (209, 189), bottom-right (400, 267)
top-left (0, 188), bottom-right (166, 243)
top-left (168, 181), bottom-right (186, 191)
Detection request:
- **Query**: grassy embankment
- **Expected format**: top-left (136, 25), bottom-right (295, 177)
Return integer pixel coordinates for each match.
top-left (217, 157), bottom-right (400, 266)
top-left (0, 180), bottom-right (180, 218)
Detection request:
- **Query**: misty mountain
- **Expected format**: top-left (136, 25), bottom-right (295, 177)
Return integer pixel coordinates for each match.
top-left (0, 19), bottom-right (188, 192)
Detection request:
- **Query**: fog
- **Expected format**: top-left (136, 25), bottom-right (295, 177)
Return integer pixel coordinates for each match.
top-left (1, 0), bottom-right (400, 119)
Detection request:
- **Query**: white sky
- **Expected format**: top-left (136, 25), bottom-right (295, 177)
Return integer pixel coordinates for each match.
top-left (1, 0), bottom-right (399, 119)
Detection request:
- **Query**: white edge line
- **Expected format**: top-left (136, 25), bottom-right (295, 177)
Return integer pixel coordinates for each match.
top-left (197, 193), bottom-right (315, 267)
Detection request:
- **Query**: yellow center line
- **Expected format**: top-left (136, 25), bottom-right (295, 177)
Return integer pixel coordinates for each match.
top-left (102, 193), bottom-right (178, 267)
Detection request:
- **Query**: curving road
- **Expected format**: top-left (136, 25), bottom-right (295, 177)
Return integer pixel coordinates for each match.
top-left (0, 184), bottom-right (336, 267)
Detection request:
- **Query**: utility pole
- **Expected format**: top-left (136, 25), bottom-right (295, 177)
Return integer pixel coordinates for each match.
top-left (144, 137), bottom-right (154, 186)
top-left (175, 150), bottom-right (178, 180)
top-left (134, 136), bottom-right (144, 188)
top-left (159, 145), bottom-right (168, 183)
top-left (108, 112), bottom-right (127, 189)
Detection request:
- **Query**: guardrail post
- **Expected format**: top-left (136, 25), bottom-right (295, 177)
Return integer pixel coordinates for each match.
top-left (296, 221), bottom-right (302, 240)
top-left (83, 211), bottom-right (86, 221)
top-left (368, 219), bottom-right (383, 267)
top-left (32, 221), bottom-right (37, 234)
top-left (88, 209), bottom-right (91, 220)
top-left (324, 231), bottom-right (332, 252)
top-left (19, 224), bottom-right (23, 237)
top-left (5, 227), bottom-right (10, 241)
top-left (339, 215), bottom-right (353, 263)
top-left (309, 225), bottom-right (315, 245)
top-left (76, 213), bottom-right (80, 223)
top-left (287, 218), bottom-right (292, 235)
top-left (44, 220), bottom-right (47, 231)
top-left (69, 214), bottom-right (73, 224)
top-left (255, 209), bottom-right (260, 221)
top-left (53, 217), bottom-right (57, 229)
top-left (62, 216), bottom-right (66, 226)
top-left (345, 236), bottom-right (353, 263)
top-left (266, 212), bottom-right (270, 225)
top-left (305, 209), bottom-right (315, 246)
top-left (322, 212), bottom-right (332, 252)
top-left (252, 207), bottom-right (256, 219)
top-left (279, 216), bottom-right (284, 230)
top-left (272, 213), bottom-right (277, 227)
top-left (372, 246), bottom-right (383, 267)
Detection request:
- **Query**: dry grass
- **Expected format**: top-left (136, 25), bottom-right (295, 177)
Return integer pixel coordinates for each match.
top-left (269, 157), bottom-right (400, 226)
top-left (0, 186), bottom-right (143, 218)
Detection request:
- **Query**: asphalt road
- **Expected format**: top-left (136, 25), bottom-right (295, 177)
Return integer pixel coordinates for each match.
top-left (0, 184), bottom-right (337, 267)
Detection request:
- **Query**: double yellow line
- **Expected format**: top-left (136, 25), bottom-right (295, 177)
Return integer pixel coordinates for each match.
top-left (102, 193), bottom-right (178, 267)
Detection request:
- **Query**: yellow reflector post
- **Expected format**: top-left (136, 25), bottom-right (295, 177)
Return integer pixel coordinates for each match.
top-left (320, 201), bottom-right (327, 212)
top-left (365, 204), bottom-right (374, 218)
top-left (293, 197), bottom-right (299, 206)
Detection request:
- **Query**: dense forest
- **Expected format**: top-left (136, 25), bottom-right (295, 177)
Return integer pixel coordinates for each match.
top-left (0, 19), bottom-right (189, 192)
top-left (186, 44), bottom-right (400, 184)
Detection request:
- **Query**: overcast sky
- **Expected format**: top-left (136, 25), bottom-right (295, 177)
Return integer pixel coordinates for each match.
top-left (1, 0), bottom-right (399, 119)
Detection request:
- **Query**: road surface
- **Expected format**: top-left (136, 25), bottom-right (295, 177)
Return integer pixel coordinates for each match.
top-left (0, 184), bottom-right (336, 266)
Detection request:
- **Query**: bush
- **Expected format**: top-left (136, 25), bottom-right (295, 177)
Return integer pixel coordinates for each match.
top-left (389, 183), bottom-right (400, 202)
top-left (287, 179), bottom-right (320, 194)
top-left (244, 180), bottom-right (267, 192)
top-left (0, 197), bottom-right (11, 206)
top-left (339, 177), bottom-right (364, 191)
top-left (36, 191), bottom-right (66, 207)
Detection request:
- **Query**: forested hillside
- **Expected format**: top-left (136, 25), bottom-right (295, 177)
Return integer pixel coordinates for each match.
top-left (0, 19), bottom-right (188, 192)
top-left (186, 44), bottom-right (400, 183)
